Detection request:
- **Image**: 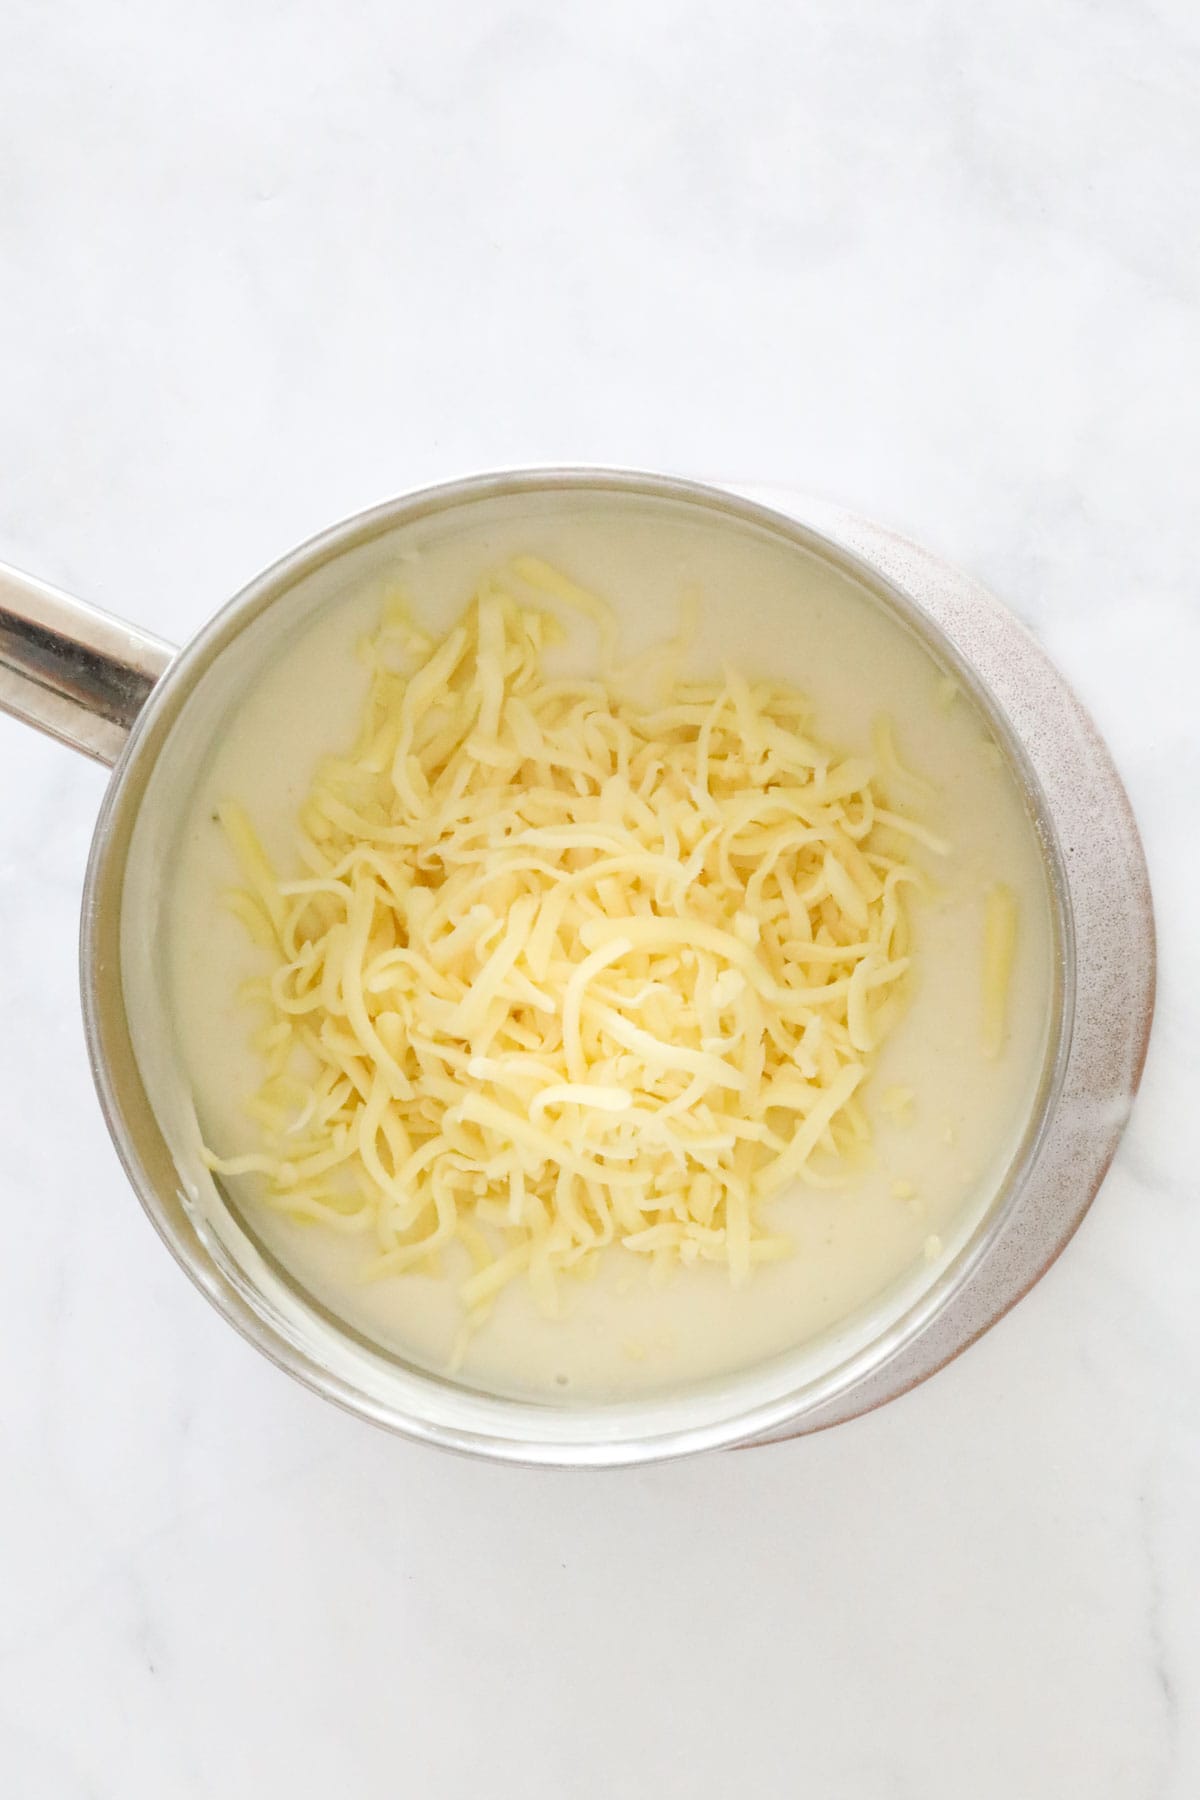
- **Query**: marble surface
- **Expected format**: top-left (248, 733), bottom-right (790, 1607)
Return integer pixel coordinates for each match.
top-left (1, 3), bottom-right (1197, 1794)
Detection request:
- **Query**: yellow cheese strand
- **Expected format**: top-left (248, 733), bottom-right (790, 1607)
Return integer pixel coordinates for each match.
top-left (981, 884), bottom-right (1018, 1059)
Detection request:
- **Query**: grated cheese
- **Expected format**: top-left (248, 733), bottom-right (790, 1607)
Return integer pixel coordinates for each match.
top-left (205, 562), bottom-right (937, 1343)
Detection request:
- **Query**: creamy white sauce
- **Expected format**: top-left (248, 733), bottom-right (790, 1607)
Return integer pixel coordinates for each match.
top-left (161, 496), bottom-right (1055, 1403)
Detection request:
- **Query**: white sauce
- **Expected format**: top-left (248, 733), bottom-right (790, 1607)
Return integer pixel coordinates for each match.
top-left (162, 496), bottom-right (1055, 1402)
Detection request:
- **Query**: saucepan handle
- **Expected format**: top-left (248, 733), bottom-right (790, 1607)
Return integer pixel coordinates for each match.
top-left (0, 560), bottom-right (176, 768)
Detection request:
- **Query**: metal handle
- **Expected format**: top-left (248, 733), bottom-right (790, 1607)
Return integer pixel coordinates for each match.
top-left (0, 561), bottom-right (176, 767)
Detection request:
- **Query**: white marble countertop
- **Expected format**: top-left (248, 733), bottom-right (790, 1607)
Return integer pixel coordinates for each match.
top-left (2, 4), bottom-right (1196, 1795)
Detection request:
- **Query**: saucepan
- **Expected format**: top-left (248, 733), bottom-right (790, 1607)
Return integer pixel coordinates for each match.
top-left (0, 470), bottom-right (1153, 1465)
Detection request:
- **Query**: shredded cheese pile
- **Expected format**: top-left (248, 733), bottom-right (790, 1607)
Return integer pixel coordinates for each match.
top-left (207, 558), bottom-right (937, 1340)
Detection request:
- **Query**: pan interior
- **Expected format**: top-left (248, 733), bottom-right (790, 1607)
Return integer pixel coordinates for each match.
top-left (112, 478), bottom-right (1066, 1455)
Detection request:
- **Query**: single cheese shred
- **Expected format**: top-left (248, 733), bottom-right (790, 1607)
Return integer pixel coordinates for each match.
top-left (205, 562), bottom-right (937, 1347)
top-left (981, 883), bottom-right (1018, 1059)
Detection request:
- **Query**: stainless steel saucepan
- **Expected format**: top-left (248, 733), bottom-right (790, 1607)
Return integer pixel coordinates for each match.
top-left (0, 471), bottom-right (1153, 1465)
